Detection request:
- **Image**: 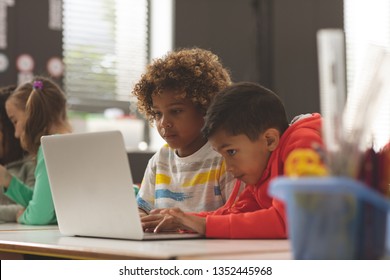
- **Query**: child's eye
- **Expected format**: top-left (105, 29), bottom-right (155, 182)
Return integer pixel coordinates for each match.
top-left (172, 109), bottom-right (183, 114)
top-left (226, 149), bottom-right (237, 156)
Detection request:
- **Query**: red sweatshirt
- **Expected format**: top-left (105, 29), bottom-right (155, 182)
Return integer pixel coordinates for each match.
top-left (196, 113), bottom-right (323, 239)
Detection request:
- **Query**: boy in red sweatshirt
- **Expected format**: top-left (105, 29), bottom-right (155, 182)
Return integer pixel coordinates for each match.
top-left (142, 82), bottom-right (324, 239)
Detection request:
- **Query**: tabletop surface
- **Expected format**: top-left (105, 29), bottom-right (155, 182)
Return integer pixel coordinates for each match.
top-left (0, 224), bottom-right (292, 260)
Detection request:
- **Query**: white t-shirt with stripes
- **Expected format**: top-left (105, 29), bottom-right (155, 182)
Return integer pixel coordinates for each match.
top-left (137, 141), bottom-right (238, 213)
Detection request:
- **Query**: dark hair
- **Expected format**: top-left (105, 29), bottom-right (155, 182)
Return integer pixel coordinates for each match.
top-left (202, 82), bottom-right (289, 141)
top-left (9, 76), bottom-right (70, 155)
top-left (132, 47), bottom-right (231, 124)
top-left (0, 85), bottom-right (25, 165)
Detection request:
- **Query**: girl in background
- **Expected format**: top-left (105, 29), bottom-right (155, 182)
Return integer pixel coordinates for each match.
top-left (0, 77), bottom-right (72, 224)
top-left (0, 85), bottom-right (35, 223)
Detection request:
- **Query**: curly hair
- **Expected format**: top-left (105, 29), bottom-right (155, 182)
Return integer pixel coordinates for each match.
top-left (132, 48), bottom-right (231, 124)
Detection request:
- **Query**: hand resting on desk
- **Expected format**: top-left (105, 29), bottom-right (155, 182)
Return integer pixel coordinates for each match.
top-left (0, 165), bottom-right (12, 188)
top-left (138, 208), bottom-right (148, 218)
top-left (141, 208), bottom-right (206, 235)
top-left (16, 208), bottom-right (25, 220)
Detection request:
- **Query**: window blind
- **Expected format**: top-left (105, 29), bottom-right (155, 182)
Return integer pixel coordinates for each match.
top-left (344, 0), bottom-right (390, 150)
top-left (63, 0), bottom-right (149, 113)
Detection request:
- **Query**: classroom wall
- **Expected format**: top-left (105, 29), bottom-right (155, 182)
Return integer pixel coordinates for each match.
top-left (0, 0), bottom-right (63, 87)
top-left (175, 0), bottom-right (262, 85)
top-left (1, 1), bottom-right (344, 120)
top-left (272, 0), bottom-right (344, 119)
top-left (174, 0), bottom-right (344, 120)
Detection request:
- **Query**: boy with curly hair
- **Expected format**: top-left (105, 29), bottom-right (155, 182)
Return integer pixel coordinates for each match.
top-left (132, 48), bottom-right (239, 215)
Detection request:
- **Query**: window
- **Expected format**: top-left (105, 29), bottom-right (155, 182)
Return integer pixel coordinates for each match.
top-left (63, 0), bottom-right (173, 151)
top-left (63, 0), bottom-right (149, 113)
top-left (344, 0), bottom-right (390, 150)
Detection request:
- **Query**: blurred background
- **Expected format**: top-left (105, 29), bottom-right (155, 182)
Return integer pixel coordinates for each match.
top-left (0, 0), bottom-right (389, 152)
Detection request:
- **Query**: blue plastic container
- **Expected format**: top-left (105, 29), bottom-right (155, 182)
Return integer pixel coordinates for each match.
top-left (269, 176), bottom-right (390, 259)
top-left (387, 213), bottom-right (390, 256)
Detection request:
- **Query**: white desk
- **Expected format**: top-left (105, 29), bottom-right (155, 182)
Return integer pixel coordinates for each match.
top-left (0, 223), bottom-right (58, 231)
top-left (0, 225), bottom-right (291, 260)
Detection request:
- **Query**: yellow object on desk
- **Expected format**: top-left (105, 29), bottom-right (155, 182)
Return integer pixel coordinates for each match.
top-left (285, 149), bottom-right (328, 177)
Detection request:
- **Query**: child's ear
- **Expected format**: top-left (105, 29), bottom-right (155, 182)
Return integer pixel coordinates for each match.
top-left (264, 128), bottom-right (280, 151)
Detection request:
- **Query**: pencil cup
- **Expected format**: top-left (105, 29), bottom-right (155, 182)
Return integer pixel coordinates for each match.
top-left (269, 176), bottom-right (390, 259)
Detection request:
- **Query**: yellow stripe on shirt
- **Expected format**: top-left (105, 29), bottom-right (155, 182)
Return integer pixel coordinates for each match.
top-left (156, 173), bottom-right (171, 185)
top-left (182, 169), bottom-right (218, 187)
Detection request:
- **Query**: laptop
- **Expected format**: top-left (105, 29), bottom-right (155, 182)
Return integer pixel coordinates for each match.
top-left (41, 130), bottom-right (203, 240)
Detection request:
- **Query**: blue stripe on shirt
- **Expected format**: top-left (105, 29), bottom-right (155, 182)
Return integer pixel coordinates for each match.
top-left (155, 189), bottom-right (192, 201)
top-left (136, 196), bottom-right (152, 212)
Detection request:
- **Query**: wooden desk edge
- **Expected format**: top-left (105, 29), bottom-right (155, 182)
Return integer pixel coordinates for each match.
top-left (0, 242), bottom-right (171, 260)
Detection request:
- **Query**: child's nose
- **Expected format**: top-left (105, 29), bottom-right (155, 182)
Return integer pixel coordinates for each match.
top-left (161, 116), bottom-right (172, 128)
